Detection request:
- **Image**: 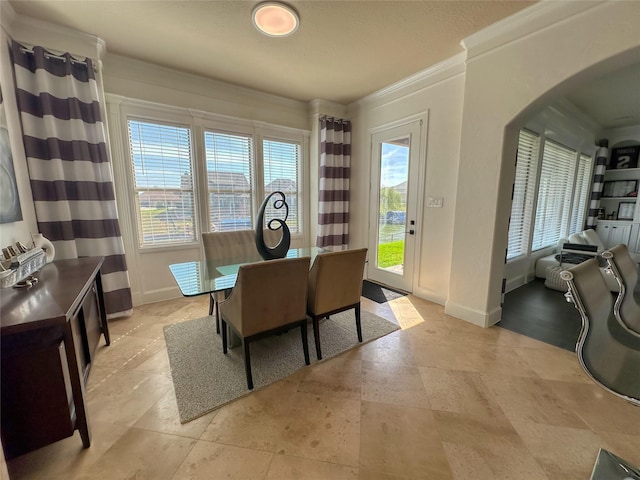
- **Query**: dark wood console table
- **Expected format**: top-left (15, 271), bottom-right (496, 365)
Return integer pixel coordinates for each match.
top-left (0, 257), bottom-right (110, 459)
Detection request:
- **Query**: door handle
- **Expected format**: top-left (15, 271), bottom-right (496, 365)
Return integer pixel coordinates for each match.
top-left (407, 229), bottom-right (415, 235)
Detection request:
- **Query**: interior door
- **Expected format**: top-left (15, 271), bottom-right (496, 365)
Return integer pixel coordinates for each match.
top-left (368, 120), bottom-right (423, 292)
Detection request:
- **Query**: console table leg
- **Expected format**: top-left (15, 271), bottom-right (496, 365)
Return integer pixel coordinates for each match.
top-left (95, 271), bottom-right (111, 346)
top-left (63, 324), bottom-right (92, 449)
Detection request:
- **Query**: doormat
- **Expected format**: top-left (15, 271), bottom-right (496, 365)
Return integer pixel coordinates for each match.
top-left (362, 280), bottom-right (407, 304)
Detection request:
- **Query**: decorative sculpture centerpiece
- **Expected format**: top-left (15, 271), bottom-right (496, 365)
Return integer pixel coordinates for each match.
top-left (255, 191), bottom-right (291, 260)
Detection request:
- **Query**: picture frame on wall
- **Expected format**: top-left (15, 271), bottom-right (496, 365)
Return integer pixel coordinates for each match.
top-left (602, 180), bottom-right (638, 198)
top-left (617, 202), bottom-right (635, 221)
top-left (609, 145), bottom-right (640, 169)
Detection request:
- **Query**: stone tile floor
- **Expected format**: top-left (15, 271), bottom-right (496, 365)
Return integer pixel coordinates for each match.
top-left (5, 294), bottom-right (640, 479)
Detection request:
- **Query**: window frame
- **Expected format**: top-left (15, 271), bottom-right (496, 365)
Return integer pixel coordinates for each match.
top-left (125, 114), bottom-right (200, 250)
top-left (119, 102), bottom-right (309, 252)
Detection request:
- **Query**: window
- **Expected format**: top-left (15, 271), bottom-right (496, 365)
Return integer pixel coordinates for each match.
top-left (507, 130), bottom-right (540, 259)
top-left (123, 103), bottom-right (308, 249)
top-left (204, 131), bottom-right (254, 232)
top-left (507, 129), bottom-right (594, 260)
top-left (128, 120), bottom-right (195, 247)
top-left (531, 139), bottom-right (578, 251)
top-left (262, 139), bottom-right (301, 234)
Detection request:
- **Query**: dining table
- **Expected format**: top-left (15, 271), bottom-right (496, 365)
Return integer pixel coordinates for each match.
top-left (169, 247), bottom-right (324, 298)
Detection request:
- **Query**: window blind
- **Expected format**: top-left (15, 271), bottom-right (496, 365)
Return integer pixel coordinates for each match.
top-left (204, 131), bottom-right (254, 232)
top-left (531, 139), bottom-right (576, 251)
top-left (569, 153), bottom-right (593, 234)
top-left (263, 139), bottom-right (301, 234)
top-left (507, 130), bottom-right (539, 260)
top-left (128, 120), bottom-right (195, 247)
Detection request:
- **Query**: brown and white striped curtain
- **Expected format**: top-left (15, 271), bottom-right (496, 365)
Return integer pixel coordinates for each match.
top-left (586, 141), bottom-right (608, 229)
top-left (10, 40), bottom-right (132, 318)
top-left (317, 116), bottom-right (351, 249)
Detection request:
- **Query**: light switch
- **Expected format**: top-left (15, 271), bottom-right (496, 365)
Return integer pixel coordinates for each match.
top-left (427, 197), bottom-right (443, 208)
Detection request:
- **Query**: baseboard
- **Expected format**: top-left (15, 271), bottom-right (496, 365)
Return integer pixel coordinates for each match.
top-left (139, 286), bottom-right (183, 306)
top-left (444, 300), bottom-right (502, 328)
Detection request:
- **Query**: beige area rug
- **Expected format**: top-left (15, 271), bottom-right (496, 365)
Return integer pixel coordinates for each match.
top-left (164, 310), bottom-right (400, 423)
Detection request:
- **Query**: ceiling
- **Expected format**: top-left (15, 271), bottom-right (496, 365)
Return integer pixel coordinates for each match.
top-left (8, 1), bottom-right (639, 128)
top-left (8, 0), bottom-right (535, 104)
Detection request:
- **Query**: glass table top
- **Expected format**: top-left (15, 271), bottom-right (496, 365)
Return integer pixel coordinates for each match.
top-left (169, 247), bottom-right (323, 297)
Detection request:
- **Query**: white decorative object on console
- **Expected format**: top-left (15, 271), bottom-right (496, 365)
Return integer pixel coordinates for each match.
top-left (31, 233), bottom-right (55, 264)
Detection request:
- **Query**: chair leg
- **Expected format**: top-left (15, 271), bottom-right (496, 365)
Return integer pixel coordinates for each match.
top-left (209, 294), bottom-right (220, 334)
top-left (215, 300), bottom-right (221, 334)
top-left (243, 340), bottom-right (254, 390)
top-left (355, 303), bottom-right (362, 342)
top-left (221, 318), bottom-right (228, 354)
top-left (300, 321), bottom-right (310, 365)
top-left (312, 316), bottom-right (322, 360)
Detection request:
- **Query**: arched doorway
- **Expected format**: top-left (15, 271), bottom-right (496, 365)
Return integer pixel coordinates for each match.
top-left (446, 0), bottom-right (640, 328)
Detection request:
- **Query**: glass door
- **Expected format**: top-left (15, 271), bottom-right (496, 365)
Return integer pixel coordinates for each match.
top-left (368, 120), bottom-right (422, 292)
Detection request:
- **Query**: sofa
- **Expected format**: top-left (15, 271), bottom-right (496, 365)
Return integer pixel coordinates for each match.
top-left (534, 229), bottom-right (620, 292)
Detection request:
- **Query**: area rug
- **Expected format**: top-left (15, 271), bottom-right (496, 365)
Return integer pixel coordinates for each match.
top-left (362, 280), bottom-right (407, 304)
top-left (164, 310), bottom-right (400, 423)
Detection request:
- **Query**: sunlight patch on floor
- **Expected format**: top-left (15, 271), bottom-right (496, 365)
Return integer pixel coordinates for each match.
top-left (388, 296), bottom-right (425, 330)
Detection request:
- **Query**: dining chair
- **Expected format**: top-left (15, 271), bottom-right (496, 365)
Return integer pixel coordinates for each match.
top-left (218, 256), bottom-right (311, 390)
top-left (602, 244), bottom-right (640, 336)
top-left (561, 258), bottom-right (640, 406)
top-left (202, 229), bottom-right (280, 333)
top-left (307, 248), bottom-right (368, 360)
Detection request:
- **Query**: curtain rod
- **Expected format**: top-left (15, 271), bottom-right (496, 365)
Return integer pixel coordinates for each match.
top-left (18, 44), bottom-right (96, 71)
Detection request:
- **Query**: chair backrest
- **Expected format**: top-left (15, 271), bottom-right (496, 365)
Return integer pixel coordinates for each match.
top-left (602, 244), bottom-right (640, 335)
top-left (561, 258), bottom-right (640, 406)
top-left (307, 248), bottom-right (368, 315)
top-left (202, 229), bottom-right (281, 270)
top-left (230, 257), bottom-right (310, 336)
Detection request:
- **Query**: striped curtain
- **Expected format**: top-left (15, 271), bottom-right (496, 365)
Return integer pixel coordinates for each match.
top-left (586, 142), bottom-right (608, 229)
top-left (10, 40), bottom-right (132, 319)
top-left (317, 116), bottom-right (351, 249)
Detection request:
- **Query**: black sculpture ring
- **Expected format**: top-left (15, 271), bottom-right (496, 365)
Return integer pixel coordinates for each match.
top-left (255, 191), bottom-right (291, 260)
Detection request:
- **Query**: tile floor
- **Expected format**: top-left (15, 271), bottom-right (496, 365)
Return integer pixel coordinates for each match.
top-left (5, 294), bottom-right (640, 480)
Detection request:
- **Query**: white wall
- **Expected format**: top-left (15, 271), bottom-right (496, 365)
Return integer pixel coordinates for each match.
top-left (348, 55), bottom-right (467, 304)
top-left (448, 0), bottom-right (640, 326)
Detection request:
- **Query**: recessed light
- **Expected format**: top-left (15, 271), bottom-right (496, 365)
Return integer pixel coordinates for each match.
top-left (252, 2), bottom-right (299, 37)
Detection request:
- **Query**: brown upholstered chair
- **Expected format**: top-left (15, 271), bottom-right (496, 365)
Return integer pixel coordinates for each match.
top-left (307, 248), bottom-right (368, 360)
top-left (202, 229), bottom-right (280, 333)
top-left (602, 244), bottom-right (640, 336)
top-left (218, 256), bottom-right (311, 389)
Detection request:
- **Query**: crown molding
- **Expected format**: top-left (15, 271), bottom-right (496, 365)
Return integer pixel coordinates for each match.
top-left (10, 9), bottom-right (106, 60)
top-left (104, 54), bottom-right (307, 112)
top-left (352, 51), bottom-right (467, 109)
top-left (461, 0), bottom-right (604, 61)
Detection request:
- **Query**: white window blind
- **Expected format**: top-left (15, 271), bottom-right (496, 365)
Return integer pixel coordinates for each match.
top-left (263, 139), bottom-right (301, 234)
top-left (531, 139), bottom-right (577, 251)
top-left (128, 120), bottom-right (195, 247)
top-left (569, 153), bottom-right (593, 234)
top-left (507, 130), bottom-right (539, 260)
top-left (204, 131), bottom-right (254, 231)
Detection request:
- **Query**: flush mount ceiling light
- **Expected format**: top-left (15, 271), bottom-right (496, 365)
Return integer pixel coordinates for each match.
top-left (252, 2), bottom-right (299, 37)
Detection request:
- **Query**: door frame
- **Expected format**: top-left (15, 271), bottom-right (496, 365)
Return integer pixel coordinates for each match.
top-left (366, 113), bottom-right (428, 293)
